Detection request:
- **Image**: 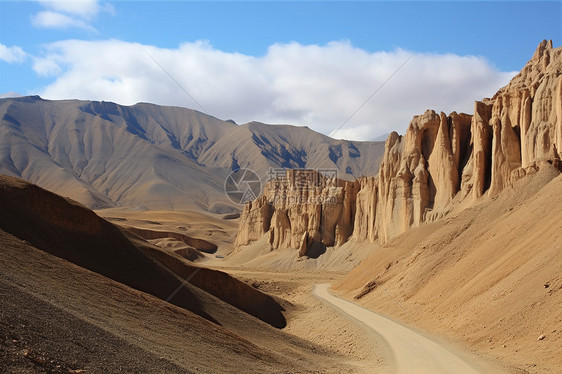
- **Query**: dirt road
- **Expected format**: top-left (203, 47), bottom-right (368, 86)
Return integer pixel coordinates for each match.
top-left (314, 284), bottom-right (494, 374)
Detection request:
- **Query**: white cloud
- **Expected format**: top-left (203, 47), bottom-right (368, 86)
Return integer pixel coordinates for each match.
top-left (33, 54), bottom-right (63, 76)
top-left (0, 43), bottom-right (27, 63)
top-left (330, 126), bottom-right (375, 142)
top-left (33, 39), bottom-right (517, 140)
top-left (31, 11), bottom-right (96, 31)
top-left (31, 0), bottom-right (112, 31)
top-left (37, 0), bottom-right (111, 18)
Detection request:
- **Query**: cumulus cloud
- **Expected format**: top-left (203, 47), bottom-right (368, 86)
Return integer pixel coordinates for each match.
top-left (31, 0), bottom-right (112, 31)
top-left (31, 11), bottom-right (96, 31)
top-left (36, 0), bottom-right (111, 18)
top-left (33, 54), bottom-right (63, 76)
top-left (0, 43), bottom-right (27, 63)
top-left (33, 39), bottom-right (517, 140)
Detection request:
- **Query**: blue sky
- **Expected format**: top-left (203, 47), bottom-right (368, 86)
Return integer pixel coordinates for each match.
top-left (0, 1), bottom-right (561, 140)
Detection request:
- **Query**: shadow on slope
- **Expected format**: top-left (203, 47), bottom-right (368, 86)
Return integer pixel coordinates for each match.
top-left (124, 226), bottom-right (218, 253)
top-left (0, 232), bottom-right (304, 373)
top-left (133, 238), bottom-right (287, 328)
top-left (0, 175), bottom-right (285, 328)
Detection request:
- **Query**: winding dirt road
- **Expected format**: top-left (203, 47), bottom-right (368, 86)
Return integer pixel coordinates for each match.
top-left (314, 284), bottom-right (489, 374)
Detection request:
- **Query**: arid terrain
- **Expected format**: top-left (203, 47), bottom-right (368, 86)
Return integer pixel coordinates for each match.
top-left (0, 174), bottom-right (518, 374)
top-left (334, 165), bottom-right (562, 374)
top-left (0, 96), bottom-right (384, 212)
top-left (0, 175), bottom-right (383, 373)
top-left (1, 40), bottom-right (561, 374)
top-left (97, 167), bottom-right (562, 373)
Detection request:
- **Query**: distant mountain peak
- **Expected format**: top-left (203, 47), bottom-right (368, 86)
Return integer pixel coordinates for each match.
top-left (0, 96), bottom-right (385, 211)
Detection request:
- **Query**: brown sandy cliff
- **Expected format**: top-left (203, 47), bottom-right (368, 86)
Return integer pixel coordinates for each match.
top-left (236, 40), bottom-right (561, 252)
top-left (234, 169), bottom-right (359, 257)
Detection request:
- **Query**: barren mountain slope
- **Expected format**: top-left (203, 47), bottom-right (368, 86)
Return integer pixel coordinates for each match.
top-left (334, 166), bottom-right (562, 373)
top-left (199, 121), bottom-right (385, 178)
top-left (0, 97), bottom-right (232, 211)
top-left (0, 175), bottom-right (363, 373)
top-left (0, 232), bottom-right (351, 373)
top-left (0, 174), bottom-right (287, 327)
top-left (0, 96), bottom-right (384, 211)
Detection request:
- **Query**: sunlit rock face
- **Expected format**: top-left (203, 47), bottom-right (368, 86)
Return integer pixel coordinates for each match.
top-left (235, 169), bottom-right (359, 256)
top-left (237, 40), bottom-right (562, 250)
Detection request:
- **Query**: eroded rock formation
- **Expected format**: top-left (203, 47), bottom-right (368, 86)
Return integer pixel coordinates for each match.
top-left (234, 170), bottom-right (358, 256)
top-left (464, 39), bottom-right (562, 197)
top-left (236, 40), bottom-right (562, 253)
top-left (372, 110), bottom-right (473, 243)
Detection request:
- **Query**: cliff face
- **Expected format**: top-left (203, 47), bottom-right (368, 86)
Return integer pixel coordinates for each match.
top-left (464, 39), bottom-right (562, 198)
top-left (236, 40), bottom-right (562, 253)
top-left (234, 170), bottom-right (359, 256)
top-left (371, 110), bottom-right (473, 243)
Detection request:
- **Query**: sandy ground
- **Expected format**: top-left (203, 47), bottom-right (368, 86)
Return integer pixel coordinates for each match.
top-left (334, 167), bottom-right (562, 373)
top-left (93, 168), bottom-right (562, 373)
top-left (315, 284), bottom-right (506, 374)
top-left (93, 207), bottom-right (509, 374)
top-left (1, 230), bottom-right (378, 373)
top-left (0, 176), bottom-right (383, 373)
top-left (93, 209), bottom-right (392, 372)
top-left (208, 267), bottom-right (389, 373)
top-left (97, 208), bottom-right (240, 257)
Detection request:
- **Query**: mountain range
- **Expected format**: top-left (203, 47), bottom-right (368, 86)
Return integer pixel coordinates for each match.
top-left (0, 97), bottom-right (384, 212)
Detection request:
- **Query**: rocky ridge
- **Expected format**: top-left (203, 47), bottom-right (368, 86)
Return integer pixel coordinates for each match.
top-left (235, 40), bottom-right (562, 255)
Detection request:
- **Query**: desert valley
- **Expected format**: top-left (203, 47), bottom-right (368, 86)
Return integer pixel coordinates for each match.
top-left (1, 37), bottom-right (561, 374)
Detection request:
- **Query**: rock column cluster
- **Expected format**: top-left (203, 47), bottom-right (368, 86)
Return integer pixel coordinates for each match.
top-left (236, 40), bottom-right (562, 252)
top-left (234, 169), bottom-right (358, 256)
